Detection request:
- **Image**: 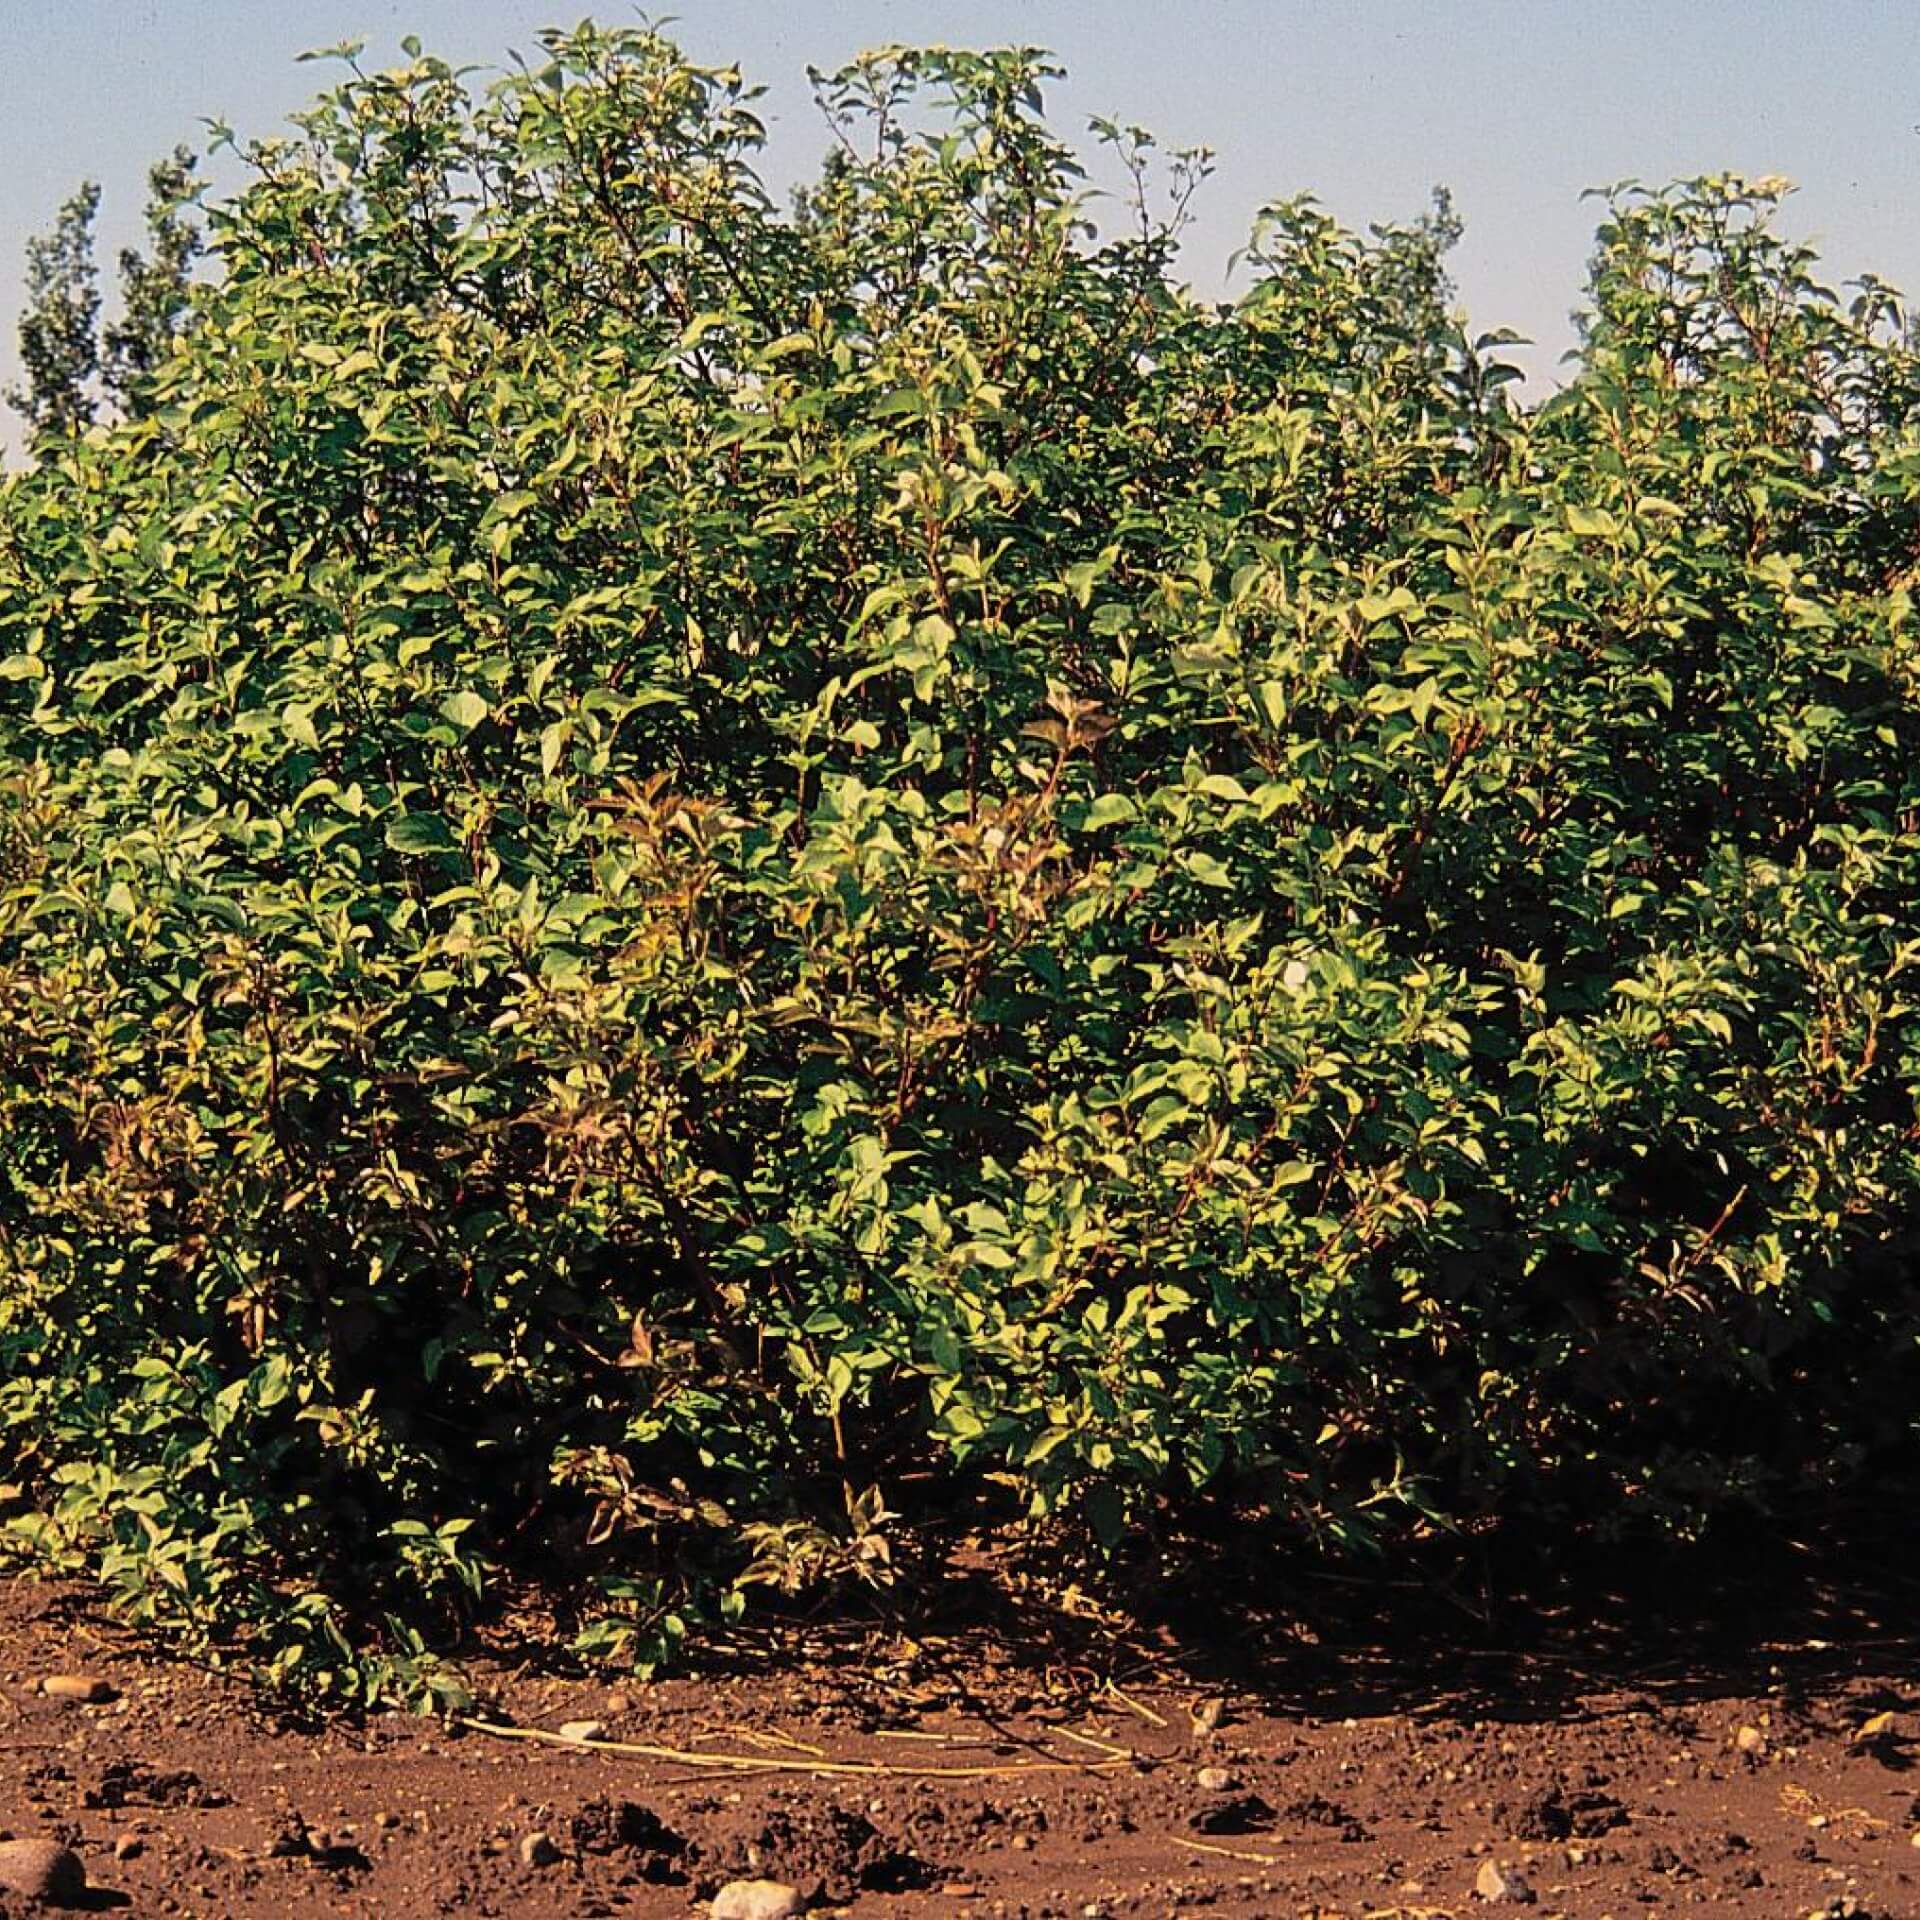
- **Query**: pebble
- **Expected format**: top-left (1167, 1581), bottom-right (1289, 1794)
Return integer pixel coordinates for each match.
top-left (519, 1831), bottom-right (561, 1867)
top-left (1735, 1724), bottom-right (1766, 1754)
top-left (114, 1835), bottom-right (145, 1863)
top-left (1195, 1766), bottom-right (1239, 1793)
top-left (1475, 1858), bottom-right (1536, 1905)
top-left (0, 1838), bottom-right (88, 1905)
top-left (711, 1880), bottom-right (806, 1920)
top-left (37, 1674), bottom-right (116, 1704)
top-left (558, 1719), bottom-right (606, 1743)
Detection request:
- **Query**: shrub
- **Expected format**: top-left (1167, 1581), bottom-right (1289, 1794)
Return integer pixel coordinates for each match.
top-left (2, 26), bottom-right (1918, 1701)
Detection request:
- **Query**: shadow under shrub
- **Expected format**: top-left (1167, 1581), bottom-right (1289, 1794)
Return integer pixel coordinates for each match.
top-left (2, 26), bottom-right (1919, 1702)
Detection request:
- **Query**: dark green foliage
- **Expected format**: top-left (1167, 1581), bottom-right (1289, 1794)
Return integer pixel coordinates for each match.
top-left (103, 146), bottom-right (203, 416)
top-left (9, 150), bottom-right (203, 441)
top-left (8, 181), bottom-right (102, 435)
top-left (1, 29), bottom-right (1917, 1705)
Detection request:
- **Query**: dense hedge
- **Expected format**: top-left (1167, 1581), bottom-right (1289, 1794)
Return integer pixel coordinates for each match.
top-left (3, 26), bottom-right (1919, 1701)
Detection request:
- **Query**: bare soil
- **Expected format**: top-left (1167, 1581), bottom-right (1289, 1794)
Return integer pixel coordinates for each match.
top-left (2, 1526), bottom-right (1917, 1918)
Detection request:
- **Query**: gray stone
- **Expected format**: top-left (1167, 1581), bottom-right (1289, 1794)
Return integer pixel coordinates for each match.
top-left (1475, 1857), bottom-right (1537, 1904)
top-left (711, 1878), bottom-right (807, 1920)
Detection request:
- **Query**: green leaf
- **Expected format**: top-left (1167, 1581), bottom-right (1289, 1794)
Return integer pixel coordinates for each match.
top-left (1565, 504), bottom-right (1618, 537)
top-left (1180, 850), bottom-right (1234, 887)
top-left (1355, 585), bottom-right (1420, 623)
top-left (1082, 793), bottom-right (1137, 830)
top-left (386, 813), bottom-right (457, 855)
top-left (441, 690), bottom-right (490, 733)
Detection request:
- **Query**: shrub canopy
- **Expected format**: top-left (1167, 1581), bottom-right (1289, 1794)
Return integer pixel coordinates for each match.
top-left (2, 25), bottom-right (1918, 1701)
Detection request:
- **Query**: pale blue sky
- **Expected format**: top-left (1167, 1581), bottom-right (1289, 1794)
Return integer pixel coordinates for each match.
top-left (3, 1), bottom-right (1917, 402)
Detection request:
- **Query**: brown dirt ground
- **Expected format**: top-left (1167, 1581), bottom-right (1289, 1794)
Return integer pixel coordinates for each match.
top-left (2, 1529), bottom-right (1917, 1919)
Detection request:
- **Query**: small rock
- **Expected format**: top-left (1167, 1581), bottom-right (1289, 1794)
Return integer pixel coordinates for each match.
top-left (38, 1674), bottom-right (116, 1704)
top-left (711, 1880), bottom-right (806, 1920)
top-left (1187, 1695), bottom-right (1225, 1739)
top-left (114, 1835), bottom-right (145, 1863)
top-left (267, 1817), bottom-right (309, 1859)
top-left (519, 1831), bottom-right (561, 1867)
top-left (558, 1719), bottom-right (606, 1744)
top-left (306, 1829), bottom-right (370, 1870)
top-left (1195, 1766), bottom-right (1239, 1793)
top-left (941, 1885), bottom-right (981, 1899)
top-left (605, 1690), bottom-right (632, 1715)
top-left (1735, 1724), bottom-right (1766, 1754)
top-left (1475, 1858), bottom-right (1536, 1905)
top-left (1188, 1791), bottom-right (1276, 1837)
top-left (0, 1837), bottom-right (89, 1905)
